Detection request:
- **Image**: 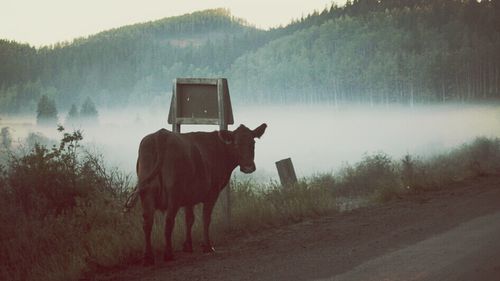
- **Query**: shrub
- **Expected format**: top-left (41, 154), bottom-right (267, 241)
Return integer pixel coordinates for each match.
top-left (0, 127), bottom-right (134, 281)
top-left (336, 152), bottom-right (402, 199)
top-left (465, 137), bottom-right (500, 176)
top-left (402, 137), bottom-right (500, 192)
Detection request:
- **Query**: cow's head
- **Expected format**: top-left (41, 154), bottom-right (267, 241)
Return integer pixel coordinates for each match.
top-left (219, 123), bottom-right (267, 173)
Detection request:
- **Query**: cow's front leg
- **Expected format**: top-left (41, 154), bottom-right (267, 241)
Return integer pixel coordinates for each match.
top-left (183, 205), bottom-right (195, 253)
top-left (164, 205), bottom-right (179, 261)
top-left (202, 199), bottom-right (216, 253)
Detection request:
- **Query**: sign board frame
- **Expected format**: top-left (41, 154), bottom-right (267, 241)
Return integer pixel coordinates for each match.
top-left (168, 78), bottom-right (233, 132)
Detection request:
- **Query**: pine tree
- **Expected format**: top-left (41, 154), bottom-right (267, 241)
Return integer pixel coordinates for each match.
top-left (36, 95), bottom-right (58, 126)
top-left (1, 127), bottom-right (12, 150)
top-left (80, 97), bottom-right (98, 125)
top-left (66, 104), bottom-right (79, 125)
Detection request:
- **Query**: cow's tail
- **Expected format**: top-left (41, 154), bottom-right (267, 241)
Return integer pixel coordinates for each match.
top-left (122, 165), bottom-right (161, 213)
top-left (123, 186), bottom-right (140, 212)
top-left (123, 129), bottom-right (166, 213)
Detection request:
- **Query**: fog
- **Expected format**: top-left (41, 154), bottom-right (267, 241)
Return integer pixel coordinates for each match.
top-left (3, 104), bottom-right (500, 181)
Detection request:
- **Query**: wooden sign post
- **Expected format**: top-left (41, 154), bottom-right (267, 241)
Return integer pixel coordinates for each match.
top-left (168, 78), bottom-right (234, 229)
top-left (275, 158), bottom-right (298, 188)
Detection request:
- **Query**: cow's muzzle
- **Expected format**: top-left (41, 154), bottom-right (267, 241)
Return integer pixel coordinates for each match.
top-left (240, 164), bottom-right (256, 174)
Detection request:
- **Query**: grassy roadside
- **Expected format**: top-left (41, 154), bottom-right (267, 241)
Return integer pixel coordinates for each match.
top-left (0, 130), bottom-right (499, 281)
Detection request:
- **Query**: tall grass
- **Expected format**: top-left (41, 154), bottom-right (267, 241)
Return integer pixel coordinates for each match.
top-left (0, 132), bottom-right (499, 281)
top-left (333, 137), bottom-right (500, 202)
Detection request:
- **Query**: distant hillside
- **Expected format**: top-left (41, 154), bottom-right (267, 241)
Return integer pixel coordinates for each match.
top-left (1, 1), bottom-right (500, 113)
top-left (229, 0), bottom-right (500, 104)
top-left (0, 9), bottom-right (271, 112)
top-left (39, 9), bottom-right (270, 108)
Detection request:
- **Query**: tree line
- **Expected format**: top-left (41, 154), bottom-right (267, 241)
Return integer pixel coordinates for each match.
top-left (230, 0), bottom-right (500, 104)
top-left (1, 1), bottom-right (500, 113)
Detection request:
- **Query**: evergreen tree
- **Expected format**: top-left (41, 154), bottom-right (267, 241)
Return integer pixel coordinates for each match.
top-left (36, 95), bottom-right (58, 126)
top-left (66, 104), bottom-right (80, 125)
top-left (80, 97), bottom-right (98, 125)
top-left (1, 127), bottom-right (12, 150)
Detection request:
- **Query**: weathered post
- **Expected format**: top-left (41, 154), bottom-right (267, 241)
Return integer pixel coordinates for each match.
top-left (275, 158), bottom-right (298, 187)
top-left (168, 78), bottom-right (234, 230)
top-left (217, 79), bottom-right (231, 231)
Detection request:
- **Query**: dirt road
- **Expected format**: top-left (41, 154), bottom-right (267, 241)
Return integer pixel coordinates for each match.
top-left (97, 176), bottom-right (500, 281)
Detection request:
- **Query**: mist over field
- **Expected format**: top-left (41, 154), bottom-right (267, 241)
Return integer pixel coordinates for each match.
top-left (3, 103), bottom-right (500, 181)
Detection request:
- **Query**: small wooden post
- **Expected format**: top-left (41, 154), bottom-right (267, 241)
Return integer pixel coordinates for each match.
top-left (275, 158), bottom-right (298, 187)
top-left (171, 82), bottom-right (180, 133)
top-left (218, 79), bottom-right (231, 230)
top-left (220, 122), bottom-right (231, 230)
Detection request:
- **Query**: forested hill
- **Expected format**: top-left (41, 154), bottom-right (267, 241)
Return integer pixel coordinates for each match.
top-left (1, 1), bottom-right (500, 113)
top-left (0, 9), bottom-right (270, 112)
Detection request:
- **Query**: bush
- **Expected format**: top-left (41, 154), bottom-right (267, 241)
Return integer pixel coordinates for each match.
top-left (336, 152), bottom-right (402, 199)
top-left (228, 178), bottom-right (337, 232)
top-left (24, 132), bottom-right (55, 150)
top-left (8, 127), bottom-right (91, 215)
top-left (401, 137), bottom-right (500, 192)
top-left (0, 126), bottom-right (134, 281)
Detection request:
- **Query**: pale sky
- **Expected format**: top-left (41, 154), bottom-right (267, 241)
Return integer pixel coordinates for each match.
top-left (0, 0), bottom-right (346, 47)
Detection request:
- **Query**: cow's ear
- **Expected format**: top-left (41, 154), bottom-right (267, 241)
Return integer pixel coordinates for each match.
top-left (218, 130), bottom-right (233, 144)
top-left (253, 123), bottom-right (267, 139)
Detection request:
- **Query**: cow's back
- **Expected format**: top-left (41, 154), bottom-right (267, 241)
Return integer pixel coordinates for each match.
top-left (167, 132), bottom-right (228, 206)
top-left (137, 129), bottom-right (229, 208)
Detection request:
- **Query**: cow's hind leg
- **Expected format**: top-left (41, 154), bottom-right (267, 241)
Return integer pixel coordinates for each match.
top-left (202, 199), bottom-right (216, 253)
top-left (183, 205), bottom-right (195, 253)
top-left (164, 205), bottom-right (180, 261)
top-left (141, 192), bottom-right (155, 266)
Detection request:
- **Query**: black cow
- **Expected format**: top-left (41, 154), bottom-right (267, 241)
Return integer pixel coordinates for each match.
top-left (129, 123), bottom-right (267, 265)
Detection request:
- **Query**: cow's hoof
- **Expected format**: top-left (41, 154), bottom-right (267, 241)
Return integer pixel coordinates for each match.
top-left (182, 242), bottom-right (193, 253)
top-left (143, 255), bottom-right (154, 266)
top-left (164, 252), bottom-right (174, 262)
top-left (201, 244), bottom-right (215, 253)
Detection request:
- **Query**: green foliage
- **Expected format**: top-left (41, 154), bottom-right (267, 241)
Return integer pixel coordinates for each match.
top-left (66, 103), bottom-right (79, 125)
top-left (80, 97), bottom-right (99, 125)
top-left (0, 40), bottom-right (38, 88)
top-left (336, 152), bottom-right (401, 198)
top-left (36, 94), bottom-right (58, 126)
top-left (25, 132), bottom-right (54, 150)
top-left (403, 137), bottom-right (500, 191)
top-left (231, 0), bottom-right (500, 104)
top-left (8, 127), bottom-right (84, 215)
top-left (228, 178), bottom-right (337, 232)
top-left (332, 137), bottom-right (500, 202)
top-left (1, 127), bottom-right (12, 150)
top-left (80, 97), bottom-right (98, 117)
top-left (0, 127), bottom-right (133, 281)
top-left (2, 2), bottom-right (500, 108)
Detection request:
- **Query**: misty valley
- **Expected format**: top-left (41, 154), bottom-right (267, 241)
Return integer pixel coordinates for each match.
top-left (2, 104), bottom-right (499, 181)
